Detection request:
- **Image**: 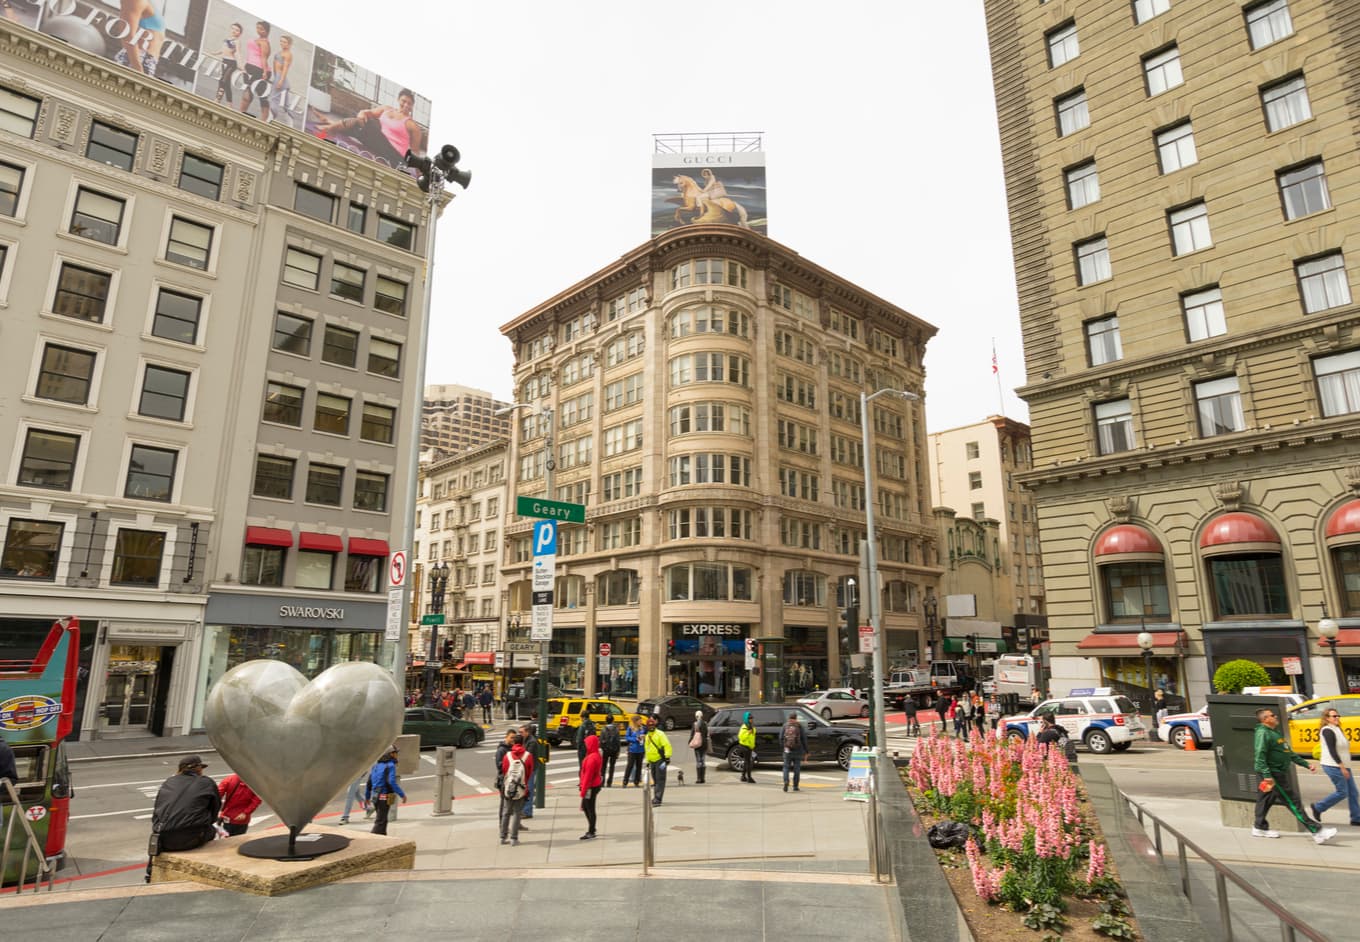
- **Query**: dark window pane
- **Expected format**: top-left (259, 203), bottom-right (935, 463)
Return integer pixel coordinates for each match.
top-left (18, 430), bottom-right (79, 490)
top-left (242, 546), bottom-right (285, 586)
top-left (322, 325), bottom-right (359, 367)
top-left (0, 160), bottom-right (23, 216)
top-left (53, 264), bottom-right (111, 323)
top-left (314, 394), bottom-right (350, 435)
top-left (0, 86), bottom-right (40, 137)
top-left (354, 471), bottom-right (388, 512)
top-left (152, 289), bottom-right (202, 344)
top-left (166, 217), bottom-right (212, 269)
top-left (377, 215), bottom-right (413, 249)
top-left (86, 121), bottom-right (137, 171)
top-left (282, 248), bottom-right (321, 290)
top-left (69, 188), bottom-right (124, 245)
top-left (306, 464), bottom-right (343, 505)
top-left (294, 185), bottom-right (336, 223)
top-left (124, 444), bottom-right (177, 502)
top-left (263, 382), bottom-right (303, 426)
top-left (345, 555), bottom-right (380, 592)
top-left (179, 154), bottom-right (223, 200)
top-left (0, 519), bottom-right (64, 580)
top-left (330, 263), bottom-right (365, 302)
top-left (272, 312), bottom-right (313, 355)
top-left (360, 403), bottom-right (395, 443)
top-left (1209, 554), bottom-right (1290, 617)
top-left (111, 529), bottom-right (165, 586)
top-left (367, 339), bottom-right (400, 377)
top-left (252, 455), bottom-right (295, 499)
top-left (347, 203), bottom-right (367, 233)
top-left (374, 277), bottom-right (407, 315)
top-left (36, 344), bottom-right (95, 404)
top-left (138, 365), bottom-right (190, 421)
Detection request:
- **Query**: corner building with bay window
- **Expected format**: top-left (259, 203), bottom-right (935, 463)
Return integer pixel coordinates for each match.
top-left (983, 0), bottom-right (1360, 703)
top-left (0, 22), bottom-right (433, 738)
top-left (498, 226), bottom-right (942, 700)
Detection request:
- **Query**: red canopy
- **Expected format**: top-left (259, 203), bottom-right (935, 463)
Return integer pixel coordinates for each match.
top-left (298, 531), bottom-right (343, 553)
top-left (244, 526), bottom-right (292, 547)
top-left (348, 538), bottom-right (389, 557)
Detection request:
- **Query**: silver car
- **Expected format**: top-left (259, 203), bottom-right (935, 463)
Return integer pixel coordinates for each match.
top-left (797, 688), bottom-right (870, 720)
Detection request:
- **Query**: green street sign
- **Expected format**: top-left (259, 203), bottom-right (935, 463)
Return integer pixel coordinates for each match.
top-left (516, 495), bottom-right (586, 524)
top-left (420, 614), bottom-right (446, 626)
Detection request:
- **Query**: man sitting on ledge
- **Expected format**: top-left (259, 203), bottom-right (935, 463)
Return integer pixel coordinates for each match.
top-left (152, 755), bottom-right (222, 852)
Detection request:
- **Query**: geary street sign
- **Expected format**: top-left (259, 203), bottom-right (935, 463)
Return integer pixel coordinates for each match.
top-left (517, 495), bottom-right (585, 524)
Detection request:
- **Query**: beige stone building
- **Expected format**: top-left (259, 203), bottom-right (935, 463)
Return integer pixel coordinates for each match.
top-left (421, 383), bottom-right (511, 460)
top-left (983, 0), bottom-right (1360, 703)
top-left (498, 226), bottom-right (942, 701)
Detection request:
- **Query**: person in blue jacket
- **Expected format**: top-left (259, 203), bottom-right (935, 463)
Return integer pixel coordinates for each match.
top-left (622, 715), bottom-right (646, 787)
top-left (365, 745), bottom-right (407, 835)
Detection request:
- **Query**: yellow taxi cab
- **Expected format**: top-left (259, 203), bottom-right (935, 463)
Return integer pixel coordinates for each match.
top-left (1287, 694), bottom-right (1360, 758)
top-left (544, 697), bottom-right (640, 746)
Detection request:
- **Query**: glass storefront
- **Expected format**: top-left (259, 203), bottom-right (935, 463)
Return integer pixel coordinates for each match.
top-left (671, 627), bottom-right (748, 699)
top-left (597, 627), bottom-right (638, 698)
top-left (547, 628), bottom-right (585, 693)
top-left (783, 626), bottom-right (828, 695)
top-left (1099, 654), bottom-right (1182, 699)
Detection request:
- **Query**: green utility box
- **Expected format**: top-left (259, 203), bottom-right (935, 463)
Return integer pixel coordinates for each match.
top-left (1208, 694), bottom-right (1304, 831)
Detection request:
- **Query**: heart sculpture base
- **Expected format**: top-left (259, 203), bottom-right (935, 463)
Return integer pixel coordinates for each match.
top-left (239, 829), bottom-right (350, 862)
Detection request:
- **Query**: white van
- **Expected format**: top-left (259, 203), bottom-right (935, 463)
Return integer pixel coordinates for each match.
top-left (993, 654), bottom-right (1040, 699)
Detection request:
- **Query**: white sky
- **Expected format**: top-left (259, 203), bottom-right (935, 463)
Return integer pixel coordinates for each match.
top-left (285, 0), bottom-right (1028, 431)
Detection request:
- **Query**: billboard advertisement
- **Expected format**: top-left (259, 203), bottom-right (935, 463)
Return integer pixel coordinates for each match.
top-left (19, 1), bottom-right (430, 172)
top-left (651, 151), bottom-right (766, 236)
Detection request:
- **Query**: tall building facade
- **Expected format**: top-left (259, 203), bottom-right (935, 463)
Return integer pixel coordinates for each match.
top-left (421, 383), bottom-right (511, 459)
top-left (0, 22), bottom-right (434, 738)
top-left (983, 0), bottom-right (1360, 703)
top-left (929, 416), bottom-right (1045, 635)
top-left (499, 225), bottom-right (941, 701)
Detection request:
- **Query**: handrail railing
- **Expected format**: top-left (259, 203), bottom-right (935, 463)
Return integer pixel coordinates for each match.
top-left (1, 777), bottom-right (56, 894)
top-left (1119, 789), bottom-right (1324, 942)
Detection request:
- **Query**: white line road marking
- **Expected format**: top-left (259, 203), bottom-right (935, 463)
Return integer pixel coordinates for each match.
top-left (77, 779), bottom-right (166, 790)
top-left (71, 807), bottom-right (153, 820)
top-left (134, 813), bottom-right (152, 820)
top-left (422, 754), bottom-right (436, 765)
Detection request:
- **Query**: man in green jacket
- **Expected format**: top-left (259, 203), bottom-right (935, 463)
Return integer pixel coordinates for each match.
top-left (1253, 707), bottom-right (1335, 843)
top-left (644, 717), bottom-right (673, 806)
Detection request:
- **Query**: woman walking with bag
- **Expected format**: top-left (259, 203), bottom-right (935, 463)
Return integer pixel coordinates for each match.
top-left (1311, 707), bottom-right (1360, 826)
top-left (689, 709), bottom-right (709, 784)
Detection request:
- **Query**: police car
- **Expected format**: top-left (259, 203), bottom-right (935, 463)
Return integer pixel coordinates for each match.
top-left (999, 688), bottom-right (1147, 754)
top-left (1162, 688), bottom-right (1304, 750)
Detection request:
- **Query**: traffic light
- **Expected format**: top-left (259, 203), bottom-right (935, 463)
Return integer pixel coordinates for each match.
top-left (964, 634), bottom-right (977, 657)
top-left (666, 639), bottom-right (675, 657)
top-left (524, 676), bottom-right (539, 701)
top-left (1015, 626), bottom-right (1029, 653)
top-left (840, 603), bottom-right (858, 657)
top-left (745, 638), bottom-right (758, 670)
top-left (442, 639), bottom-right (454, 661)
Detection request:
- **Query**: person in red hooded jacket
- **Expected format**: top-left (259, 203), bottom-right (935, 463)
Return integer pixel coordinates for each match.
top-left (578, 733), bottom-right (603, 840)
top-left (216, 772), bottom-right (263, 836)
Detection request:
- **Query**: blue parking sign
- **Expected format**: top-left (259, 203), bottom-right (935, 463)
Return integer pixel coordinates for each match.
top-left (533, 519), bottom-right (557, 557)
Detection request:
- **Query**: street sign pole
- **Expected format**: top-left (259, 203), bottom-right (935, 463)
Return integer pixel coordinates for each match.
top-left (536, 410), bottom-right (555, 809)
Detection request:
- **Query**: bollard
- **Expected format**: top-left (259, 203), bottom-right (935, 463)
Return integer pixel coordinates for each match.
top-left (432, 745), bottom-right (456, 816)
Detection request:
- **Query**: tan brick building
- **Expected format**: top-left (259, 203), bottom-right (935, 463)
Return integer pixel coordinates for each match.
top-left (983, 0), bottom-right (1360, 703)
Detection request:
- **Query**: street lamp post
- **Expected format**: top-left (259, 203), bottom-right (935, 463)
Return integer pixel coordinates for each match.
top-left (389, 145), bottom-right (469, 691)
top-left (923, 592), bottom-right (938, 665)
top-left (424, 561), bottom-right (449, 707)
top-left (859, 387), bottom-right (920, 754)
top-left (1136, 623), bottom-right (1155, 736)
top-left (1319, 602), bottom-right (1343, 694)
top-left (497, 401), bottom-right (555, 809)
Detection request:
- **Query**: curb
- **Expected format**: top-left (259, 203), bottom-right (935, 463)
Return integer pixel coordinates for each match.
top-left (69, 747), bottom-right (218, 765)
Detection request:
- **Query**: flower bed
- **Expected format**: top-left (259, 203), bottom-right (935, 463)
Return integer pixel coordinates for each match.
top-left (907, 732), bottom-right (1141, 941)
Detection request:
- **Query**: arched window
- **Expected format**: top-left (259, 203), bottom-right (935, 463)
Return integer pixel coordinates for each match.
top-left (1094, 525), bottom-right (1170, 622)
top-left (554, 574), bottom-right (585, 610)
top-left (1200, 513), bottom-right (1288, 618)
top-left (1325, 500), bottom-right (1360, 616)
top-left (782, 570), bottom-right (826, 607)
top-left (665, 563), bottom-right (754, 601)
top-left (597, 570), bottom-right (640, 607)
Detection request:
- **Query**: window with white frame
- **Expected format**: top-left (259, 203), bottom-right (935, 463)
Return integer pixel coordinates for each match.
top-left (1278, 161), bottom-right (1330, 220)
top-left (778, 466), bottom-right (820, 502)
top-left (779, 517), bottom-right (821, 550)
top-left (1055, 88), bottom-right (1089, 137)
top-left (1183, 287), bottom-right (1227, 341)
top-left (772, 283), bottom-right (817, 320)
top-left (669, 258), bottom-right (748, 291)
top-left (1086, 315), bottom-right (1122, 366)
top-left (125, 444), bottom-right (178, 502)
top-left (1075, 236), bottom-right (1111, 285)
top-left (0, 86), bottom-right (40, 137)
top-left (775, 372), bottom-right (817, 410)
top-left (557, 435), bottom-right (593, 470)
top-left (138, 364), bottom-right (191, 422)
top-left (1, 518), bottom-right (65, 580)
top-left (69, 187), bottom-right (125, 245)
top-left (35, 343), bottom-right (97, 405)
top-left (560, 353), bottom-right (594, 386)
top-left (598, 518), bottom-right (641, 550)
top-left (1245, 0), bottom-right (1292, 49)
top-left (1262, 75), bottom-right (1311, 132)
top-left (282, 248), bottom-right (321, 290)
top-left (1095, 399), bottom-right (1135, 455)
top-left (152, 289), bottom-right (203, 345)
top-left (1156, 122), bottom-right (1197, 173)
top-left (783, 571), bottom-right (825, 607)
top-left (165, 216), bottom-right (213, 270)
top-left (668, 352), bottom-right (750, 388)
top-left (179, 154), bottom-right (223, 200)
top-left (666, 507), bottom-right (754, 541)
top-left (669, 306), bottom-right (750, 338)
top-left (602, 419), bottom-right (643, 456)
top-left (1169, 202), bottom-right (1212, 255)
top-left (1065, 161), bottom-right (1099, 209)
top-left (774, 329), bottom-right (817, 364)
top-left (667, 453), bottom-right (751, 487)
top-left (666, 563), bottom-right (754, 601)
top-left (968, 471), bottom-right (983, 490)
top-left (604, 375), bottom-right (642, 411)
top-left (832, 478), bottom-right (865, 510)
top-left (1195, 376), bottom-right (1245, 436)
top-left (111, 528), bottom-right (166, 587)
top-left (971, 502), bottom-right (986, 520)
top-left (1143, 46), bottom-right (1184, 96)
top-left (602, 467), bottom-right (642, 501)
top-left (777, 417), bottom-right (818, 455)
top-left (559, 391), bottom-right (594, 427)
top-left (965, 441), bottom-right (980, 459)
top-left (1314, 350), bottom-right (1360, 418)
top-left (1133, 0), bottom-right (1171, 24)
top-left (829, 434), bottom-right (863, 468)
top-left (1297, 253), bottom-right (1352, 313)
top-left (1046, 22), bottom-right (1079, 68)
top-left (605, 331), bottom-right (644, 366)
top-left (0, 161), bottom-right (24, 217)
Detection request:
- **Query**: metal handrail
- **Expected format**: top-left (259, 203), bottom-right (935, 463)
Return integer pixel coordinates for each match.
top-left (1, 777), bottom-right (56, 894)
top-left (1119, 790), bottom-right (1325, 942)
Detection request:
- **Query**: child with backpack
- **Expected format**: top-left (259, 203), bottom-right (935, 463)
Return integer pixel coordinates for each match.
top-left (782, 713), bottom-right (809, 792)
top-left (499, 734), bottom-right (534, 845)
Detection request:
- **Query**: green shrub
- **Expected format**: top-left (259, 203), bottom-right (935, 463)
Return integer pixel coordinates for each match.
top-left (1213, 659), bottom-right (1270, 694)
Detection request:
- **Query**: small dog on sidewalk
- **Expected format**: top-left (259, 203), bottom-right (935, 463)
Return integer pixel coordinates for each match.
top-left (676, 769), bottom-right (685, 786)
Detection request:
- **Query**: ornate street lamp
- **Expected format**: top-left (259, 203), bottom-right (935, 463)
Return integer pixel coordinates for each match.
top-left (1319, 602), bottom-right (1343, 694)
top-left (424, 560), bottom-right (449, 707)
top-left (1137, 623), bottom-right (1156, 737)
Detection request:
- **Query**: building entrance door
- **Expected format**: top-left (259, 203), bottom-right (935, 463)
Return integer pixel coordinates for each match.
top-left (99, 644), bottom-right (173, 736)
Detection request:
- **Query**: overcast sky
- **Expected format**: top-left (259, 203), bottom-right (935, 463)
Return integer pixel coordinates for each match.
top-left (284, 0), bottom-right (1027, 432)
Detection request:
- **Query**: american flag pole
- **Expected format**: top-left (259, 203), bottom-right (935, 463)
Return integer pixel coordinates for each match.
top-left (992, 340), bottom-right (1004, 414)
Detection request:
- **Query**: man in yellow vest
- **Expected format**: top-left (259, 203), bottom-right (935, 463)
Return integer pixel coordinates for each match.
top-left (644, 716), bottom-right (673, 806)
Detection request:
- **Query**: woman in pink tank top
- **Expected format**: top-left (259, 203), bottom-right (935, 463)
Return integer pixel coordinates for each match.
top-left (238, 21), bottom-right (272, 121)
top-left (316, 88), bottom-right (426, 169)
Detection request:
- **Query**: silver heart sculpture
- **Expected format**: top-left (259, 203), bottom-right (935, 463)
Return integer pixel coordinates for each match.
top-left (204, 659), bottom-right (403, 832)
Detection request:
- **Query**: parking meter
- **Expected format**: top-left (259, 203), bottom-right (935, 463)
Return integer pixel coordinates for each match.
top-left (1208, 694), bottom-right (1302, 830)
top-left (432, 745), bottom-right (456, 816)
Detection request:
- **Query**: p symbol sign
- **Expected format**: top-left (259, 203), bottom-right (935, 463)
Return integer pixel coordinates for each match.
top-left (533, 519), bottom-right (557, 557)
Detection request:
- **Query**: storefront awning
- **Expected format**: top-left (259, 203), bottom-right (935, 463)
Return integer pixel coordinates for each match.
top-left (463, 652), bottom-right (496, 665)
top-left (244, 526), bottom-right (293, 547)
top-left (1077, 630), bottom-right (1184, 656)
top-left (941, 637), bottom-right (1007, 655)
top-left (1316, 630), bottom-right (1360, 650)
top-left (299, 531), bottom-right (343, 553)
top-left (348, 537), bottom-right (389, 557)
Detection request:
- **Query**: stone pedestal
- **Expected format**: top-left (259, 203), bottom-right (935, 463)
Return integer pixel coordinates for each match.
top-left (150, 825), bottom-right (415, 896)
top-left (1219, 797), bottom-right (1305, 832)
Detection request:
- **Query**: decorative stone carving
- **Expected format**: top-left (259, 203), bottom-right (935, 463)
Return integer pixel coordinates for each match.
top-left (52, 105), bottom-right (79, 146)
top-left (1343, 465), bottom-right (1360, 494)
top-left (235, 169), bottom-right (257, 204)
top-left (1214, 480), bottom-right (1244, 509)
top-left (1107, 495), bottom-right (1133, 522)
top-left (148, 138), bottom-right (171, 176)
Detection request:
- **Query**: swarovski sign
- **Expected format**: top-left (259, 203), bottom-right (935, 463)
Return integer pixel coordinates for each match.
top-left (279, 606), bottom-right (346, 620)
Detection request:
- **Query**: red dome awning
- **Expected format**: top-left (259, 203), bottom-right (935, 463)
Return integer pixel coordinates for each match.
top-left (1199, 512), bottom-right (1280, 549)
top-left (1325, 500), bottom-right (1360, 540)
top-left (1094, 525), bottom-right (1162, 557)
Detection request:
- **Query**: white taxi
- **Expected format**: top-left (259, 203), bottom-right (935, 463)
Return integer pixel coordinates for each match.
top-left (999, 688), bottom-right (1148, 755)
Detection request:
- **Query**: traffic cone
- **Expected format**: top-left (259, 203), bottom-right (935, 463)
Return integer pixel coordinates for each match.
top-left (1184, 732), bottom-right (1197, 751)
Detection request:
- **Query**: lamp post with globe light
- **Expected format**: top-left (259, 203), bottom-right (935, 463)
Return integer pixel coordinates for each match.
top-left (1319, 602), bottom-right (1344, 694)
top-left (1137, 624), bottom-right (1155, 737)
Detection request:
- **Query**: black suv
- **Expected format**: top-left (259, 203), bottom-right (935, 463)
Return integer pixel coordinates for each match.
top-left (706, 704), bottom-right (865, 772)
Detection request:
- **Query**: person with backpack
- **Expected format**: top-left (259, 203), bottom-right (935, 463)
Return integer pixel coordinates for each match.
top-left (736, 712), bottom-right (758, 783)
top-left (499, 733), bottom-right (534, 845)
top-left (365, 745), bottom-right (407, 836)
top-left (598, 720), bottom-right (621, 786)
top-left (644, 716), bottom-right (673, 806)
top-left (782, 713), bottom-right (809, 792)
top-left (623, 715), bottom-right (646, 787)
top-left (578, 733), bottom-right (603, 840)
top-left (576, 714), bottom-right (598, 764)
top-left (689, 709), bottom-right (709, 784)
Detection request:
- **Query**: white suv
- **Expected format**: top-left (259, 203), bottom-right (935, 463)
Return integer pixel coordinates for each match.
top-left (999, 689), bottom-right (1147, 754)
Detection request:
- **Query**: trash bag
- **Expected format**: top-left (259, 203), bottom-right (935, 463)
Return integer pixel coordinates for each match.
top-left (926, 821), bottom-right (972, 849)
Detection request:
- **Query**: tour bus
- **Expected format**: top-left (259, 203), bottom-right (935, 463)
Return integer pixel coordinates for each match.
top-left (1, 617), bottom-right (78, 886)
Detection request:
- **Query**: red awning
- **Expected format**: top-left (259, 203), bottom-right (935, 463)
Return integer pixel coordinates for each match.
top-left (1094, 525), bottom-right (1162, 557)
top-left (244, 526), bottom-right (292, 548)
top-left (348, 537), bottom-right (389, 557)
top-left (1200, 512), bottom-right (1280, 548)
top-left (1317, 630), bottom-right (1360, 649)
top-left (1077, 631), bottom-right (1184, 655)
top-left (463, 652), bottom-right (496, 665)
top-left (1326, 500), bottom-right (1360, 540)
top-left (298, 531), bottom-right (343, 553)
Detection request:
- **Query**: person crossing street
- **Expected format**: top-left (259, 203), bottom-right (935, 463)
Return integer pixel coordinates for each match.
top-left (1252, 707), bottom-right (1336, 844)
